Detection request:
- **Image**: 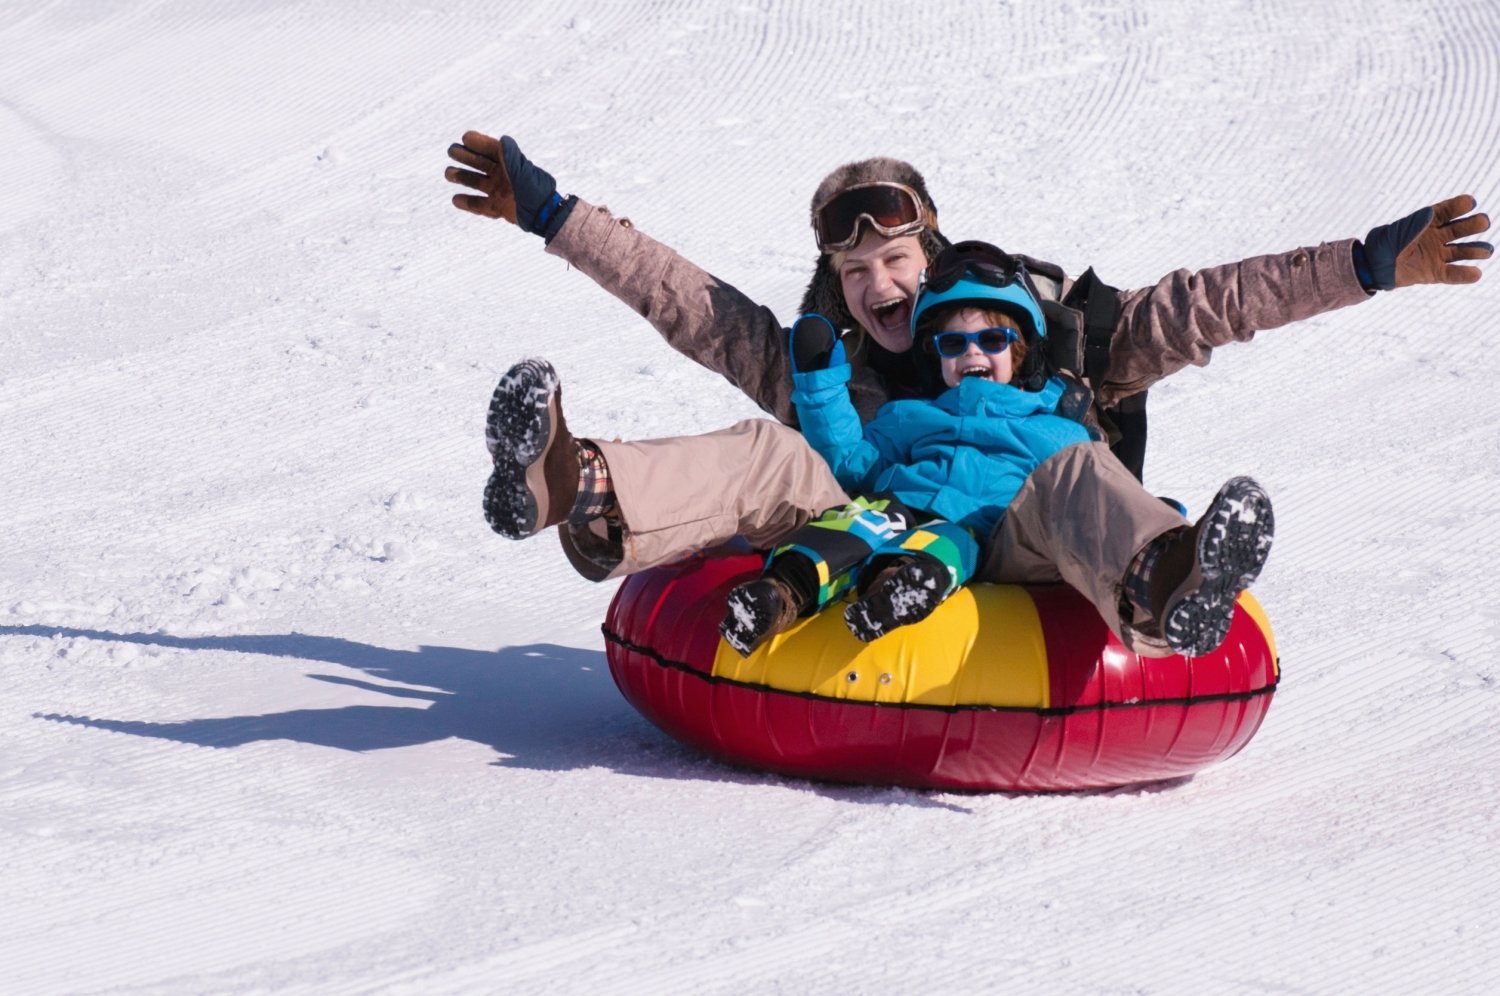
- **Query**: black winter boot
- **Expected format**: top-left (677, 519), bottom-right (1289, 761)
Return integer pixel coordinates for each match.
top-left (719, 551), bottom-right (820, 657)
top-left (843, 554), bottom-right (951, 643)
top-left (720, 578), bottom-right (801, 657)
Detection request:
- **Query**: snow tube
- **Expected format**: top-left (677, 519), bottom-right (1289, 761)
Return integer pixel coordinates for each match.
top-left (602, 553), bottom-right (1279, 792)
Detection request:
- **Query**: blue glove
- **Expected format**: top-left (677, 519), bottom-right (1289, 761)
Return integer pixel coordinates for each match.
top-left (788, 314), bottom-right (846, 374)
top-left (498, 136), bottom-right (573, 237)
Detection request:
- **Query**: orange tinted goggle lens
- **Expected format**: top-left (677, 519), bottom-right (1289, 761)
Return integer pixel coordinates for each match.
top-left (815, 184), bottom-right (924, 250)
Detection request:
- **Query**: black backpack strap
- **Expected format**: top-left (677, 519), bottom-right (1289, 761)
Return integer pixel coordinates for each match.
top-left (1063, 267), bottom-right (1120, 390)
top-left (1106, 390), bottom-right (1149, 481)
top-left (1038, 299), bottom-right (1082, 381)
top-left (1061, 267), bottom-right (1150, 480)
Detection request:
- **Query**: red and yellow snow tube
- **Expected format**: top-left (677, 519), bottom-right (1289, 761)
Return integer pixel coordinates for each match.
top-left (602, 552), bottom-right (1279, 792)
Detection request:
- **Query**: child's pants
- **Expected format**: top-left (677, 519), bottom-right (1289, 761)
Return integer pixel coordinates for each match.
top-left (763, 497), bottom-right (980, 612)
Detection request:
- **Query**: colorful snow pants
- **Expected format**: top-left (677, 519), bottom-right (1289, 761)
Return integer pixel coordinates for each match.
top-left (764, 496), bottom-right (980, 615)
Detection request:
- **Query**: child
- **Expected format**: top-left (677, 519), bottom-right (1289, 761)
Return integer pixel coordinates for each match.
top-left (719, 240), bottom-right (1275, 660)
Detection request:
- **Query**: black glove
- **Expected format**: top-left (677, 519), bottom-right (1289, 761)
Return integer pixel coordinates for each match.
top-left (1357, 194), bottom-right (1492, 291)
top-left (788, 314), bottom-right (846, 373)
top-left (446, 132), bottom-right (576, 239)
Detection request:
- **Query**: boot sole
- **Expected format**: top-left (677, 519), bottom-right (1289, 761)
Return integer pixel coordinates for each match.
top-left (1163, 476), bottom-right (1274, 657)
top-left (482, 359), bottom-right (560, 539)
top-left (844, 557), bottom-right (949, 643)
top-left (720, 580), bottom-right (788, 657)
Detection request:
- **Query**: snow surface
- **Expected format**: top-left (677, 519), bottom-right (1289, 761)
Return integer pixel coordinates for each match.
top-left (3, 1), bottom-right (1499, 991)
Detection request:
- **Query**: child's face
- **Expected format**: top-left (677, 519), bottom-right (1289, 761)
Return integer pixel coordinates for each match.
top-left (937, 309), bottom-right (1017, 388)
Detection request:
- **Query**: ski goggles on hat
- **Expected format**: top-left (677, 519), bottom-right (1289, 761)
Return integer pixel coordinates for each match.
top-left (932, 327), bottom-right (1018, 358)
top-left (813, 181), bottom-right (929, 253)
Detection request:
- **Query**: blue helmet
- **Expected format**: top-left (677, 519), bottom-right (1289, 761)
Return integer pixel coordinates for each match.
top-left (910, 241), bottom-right (1047, 344)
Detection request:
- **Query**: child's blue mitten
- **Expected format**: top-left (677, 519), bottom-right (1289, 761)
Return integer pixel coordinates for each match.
top-left (788, 313), bottom-right (846, 374)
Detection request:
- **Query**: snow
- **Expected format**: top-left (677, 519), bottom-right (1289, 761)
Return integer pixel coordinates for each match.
top-left (3, 0), bottom-right (1498, 991)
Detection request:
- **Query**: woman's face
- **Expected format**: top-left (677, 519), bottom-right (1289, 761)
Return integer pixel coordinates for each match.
top-left (835, 232), bottom-right (927, 352)
top-left (936, 308), bottom-right (1018, 388)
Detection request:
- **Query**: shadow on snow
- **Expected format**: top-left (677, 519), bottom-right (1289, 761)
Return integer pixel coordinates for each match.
top-left (15, 625), bottom-right (663, 770)
top-left (10, 624), bottom-right (970, 807)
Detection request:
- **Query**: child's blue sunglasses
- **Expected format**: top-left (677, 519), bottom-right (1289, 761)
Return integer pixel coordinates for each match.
top-left (933, 327), bottom-right (1017, 358)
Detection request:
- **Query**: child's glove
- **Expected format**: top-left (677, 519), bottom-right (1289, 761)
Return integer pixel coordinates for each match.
top-left (1356, 194), bottom-right (1492, 291)
top-left (788, 314), bottom-right (846, 374)
top-left (446, 132), bottom-right (576, 240)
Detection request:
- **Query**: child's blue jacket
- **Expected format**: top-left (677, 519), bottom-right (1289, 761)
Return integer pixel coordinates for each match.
top-left (791, 364), bottom-right (1091, 536)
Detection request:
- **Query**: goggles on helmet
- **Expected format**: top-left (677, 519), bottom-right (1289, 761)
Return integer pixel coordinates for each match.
top-left (933, 327), bottom-right (1018, 358)
top-left (912, 240), bottom-right (1046, 344)
top-left (921, 240), bottom-right (1026, 296)
top-left (813, 181), bottom-right (929, 253)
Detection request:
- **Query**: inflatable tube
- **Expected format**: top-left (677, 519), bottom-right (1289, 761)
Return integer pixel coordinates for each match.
top-left (602, 553), bottom-right (1279, 792)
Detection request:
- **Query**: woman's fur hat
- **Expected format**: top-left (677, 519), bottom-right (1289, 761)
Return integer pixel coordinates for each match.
top-left (798, 157), bottom-right (946, 332)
